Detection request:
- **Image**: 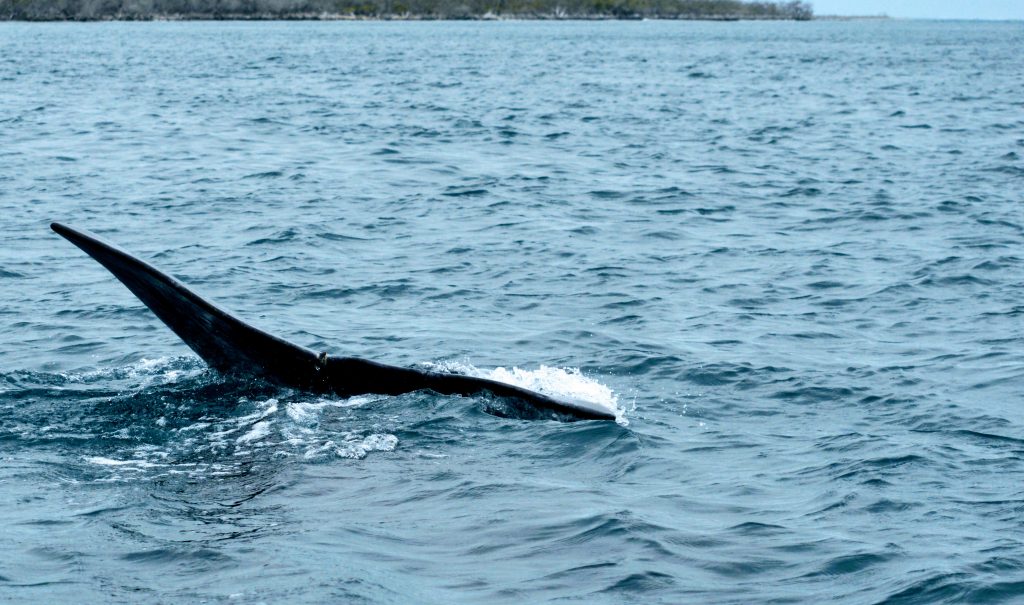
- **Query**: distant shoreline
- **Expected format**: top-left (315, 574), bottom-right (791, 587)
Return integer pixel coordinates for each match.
top-left (0, 0), bottom-right (814, 21)
top-left (0, 14), bottom-right (816, 21)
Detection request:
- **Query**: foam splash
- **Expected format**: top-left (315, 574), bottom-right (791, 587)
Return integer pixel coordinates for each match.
top-left (426, 361), bottom-right (627, 425)
top-left (279, 396), bottom-right (397, 460)
top-left (78, 358), bottom-right (624, 482)
top-left (85, 456), bottom-right (162, 469)
top-left (284, 395), bottom-right (382, 427)
top-left (236, 420), bottom-right (272, 444)
top-left (302, 433), bottom-right (399, 461)
top-left (59, 356), bottom-right (205, 388)
top-left (83, 391), bottom-right (399, 480)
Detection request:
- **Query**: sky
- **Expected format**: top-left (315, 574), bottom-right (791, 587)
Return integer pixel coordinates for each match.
top-left (810, 0), bottom-right (1024, 20)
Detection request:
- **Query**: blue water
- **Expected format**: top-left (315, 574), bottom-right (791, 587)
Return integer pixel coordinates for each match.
top-left (2, 19), bottom-right (1023, 603)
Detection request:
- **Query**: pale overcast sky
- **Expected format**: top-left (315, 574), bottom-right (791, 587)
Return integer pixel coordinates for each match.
top-left (811, 0), bottom-right (1024, 20)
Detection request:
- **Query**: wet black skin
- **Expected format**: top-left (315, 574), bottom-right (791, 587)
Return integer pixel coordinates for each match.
top-left (51, 223), bottom-right (615, 421)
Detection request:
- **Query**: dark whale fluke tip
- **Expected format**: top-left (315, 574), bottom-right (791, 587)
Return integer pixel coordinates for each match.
top-left (50, 222), bottom-right (617, 422)
top-left (51, 221), bottom-right (103, 250)
top-left (51, 222), bottom-right (84, 240)
top-left (51, 221), bottom-right (73, 239)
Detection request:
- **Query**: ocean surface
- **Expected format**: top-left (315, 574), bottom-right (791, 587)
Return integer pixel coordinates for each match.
top-left (1, 18), bottom-right (1023, 603)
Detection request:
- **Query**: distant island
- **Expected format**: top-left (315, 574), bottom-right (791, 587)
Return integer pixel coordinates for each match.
top-left (0, 0), bottom-right (812, 21)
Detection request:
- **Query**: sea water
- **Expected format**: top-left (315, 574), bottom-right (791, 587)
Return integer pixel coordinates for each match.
top-left (1, 19), bottom-right (1022, 603)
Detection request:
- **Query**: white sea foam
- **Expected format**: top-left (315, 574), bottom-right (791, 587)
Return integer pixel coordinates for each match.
top-left (101, 393), bottom-right (403, 475)
top-left (284, 395), bottom-right (382, 427)
top-left (60, 356), bottom-right (204, 386)
top-left (234, 398), bottom-right (280, 424)
top-left (425, 361), bottom-right (627, 425)
top-left (304, 433), bottom-right (399, 461)
top-left (86, 456), bottom-right (161, 469)
top-left (236, 420), bottom-right (272, 444)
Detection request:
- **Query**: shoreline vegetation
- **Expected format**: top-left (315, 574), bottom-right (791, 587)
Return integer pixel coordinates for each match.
top-left (1, 0), bottom-right (813, 21)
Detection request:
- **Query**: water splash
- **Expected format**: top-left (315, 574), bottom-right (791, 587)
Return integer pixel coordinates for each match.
top-left (425, 361), bottom-right (627, 425)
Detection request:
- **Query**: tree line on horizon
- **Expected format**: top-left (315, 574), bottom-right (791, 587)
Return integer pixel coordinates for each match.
top-left (1, 0), bottom-right (812, 20)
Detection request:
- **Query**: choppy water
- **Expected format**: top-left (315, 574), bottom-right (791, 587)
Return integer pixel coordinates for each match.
top-left (1, 19), bottom-right (1023, 603)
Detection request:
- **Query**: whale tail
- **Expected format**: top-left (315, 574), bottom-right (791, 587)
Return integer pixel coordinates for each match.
top-left (50, 223), bottom-right (616, 421)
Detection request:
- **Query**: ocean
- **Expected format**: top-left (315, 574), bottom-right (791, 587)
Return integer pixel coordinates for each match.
top-left (1, 19), bottom-right (1022, 603)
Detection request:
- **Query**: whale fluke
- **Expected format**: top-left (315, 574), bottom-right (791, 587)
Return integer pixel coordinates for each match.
top-left (51, 222), bottom-right (616, 422)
